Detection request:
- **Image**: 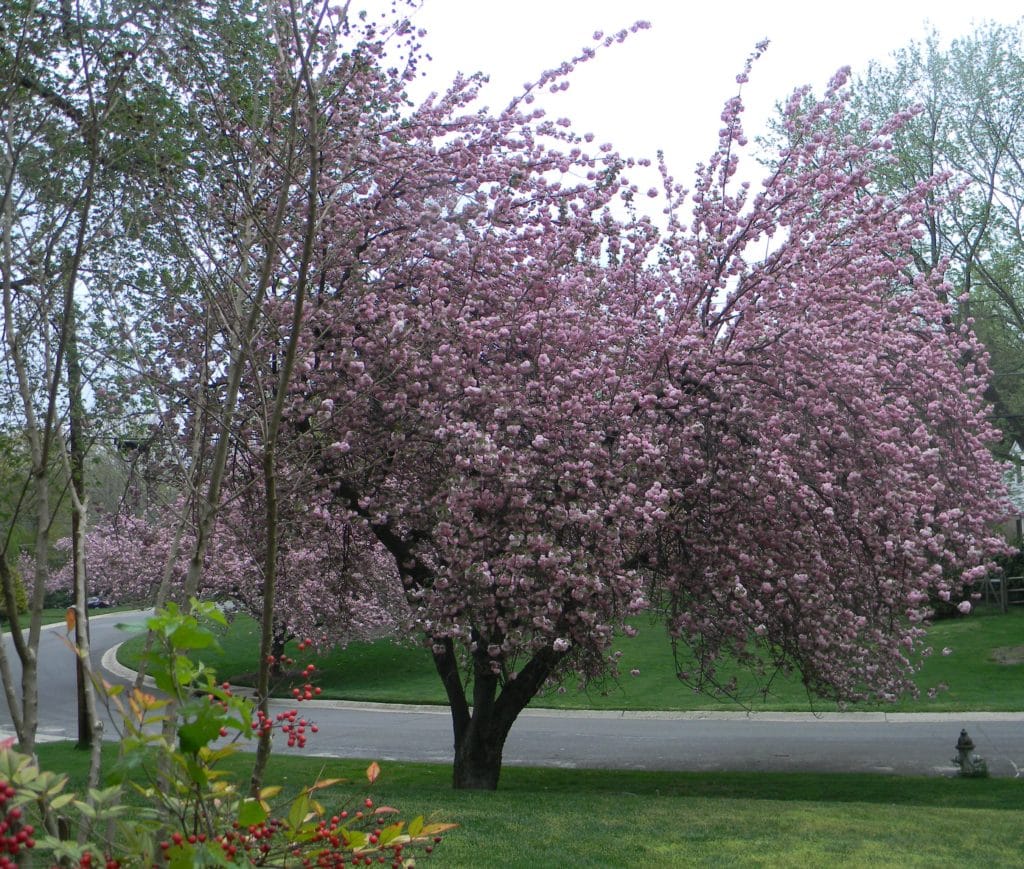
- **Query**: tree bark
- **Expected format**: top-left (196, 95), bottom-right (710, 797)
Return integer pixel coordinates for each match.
top-left (250, 6), bottom-right (322, 794)
top-left (433, 638), bottom-right (562, 790)
top-left (452, 723), bottom-right (505, 791)
top-left (66, 296), bottom-right (94, 751)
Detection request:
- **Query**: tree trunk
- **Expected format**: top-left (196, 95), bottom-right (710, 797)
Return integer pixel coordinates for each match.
top-left (433, 637), bottom-right (563, 790)
top-left (371, 531), bottom-right (567, 792)
top-left (250, 25), bottom-right (321, 795)
top-left (67, 299), bottom-right (95, 752)
top-left (452, 721), bottom-right (505, 790)
top-left (270, 626), bottom-right (288, 676)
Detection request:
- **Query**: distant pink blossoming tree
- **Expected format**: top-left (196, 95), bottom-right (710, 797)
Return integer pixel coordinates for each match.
top-left (53, 501), bottom-right (405, 657)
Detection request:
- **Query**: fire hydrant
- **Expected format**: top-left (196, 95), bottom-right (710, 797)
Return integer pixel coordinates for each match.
top-left (952, 728), bottom-right (988, 777)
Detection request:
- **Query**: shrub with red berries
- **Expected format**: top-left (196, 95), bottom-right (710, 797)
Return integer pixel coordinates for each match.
top-left (0, 779), bottom-right (34, 866)
top-left (0, 601), bottom-right (454, 867)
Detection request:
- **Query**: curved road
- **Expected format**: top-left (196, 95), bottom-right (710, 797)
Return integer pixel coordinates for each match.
top-left (4, 611), bottom-right (1023, 778)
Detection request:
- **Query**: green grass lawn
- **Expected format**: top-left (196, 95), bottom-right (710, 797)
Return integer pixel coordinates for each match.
top-left (116, 606), bottom-right (1024, 712)
top-left (35, 743), bottom-right (1024, 867)
top-left (0, 606), bottom-right (138, 628)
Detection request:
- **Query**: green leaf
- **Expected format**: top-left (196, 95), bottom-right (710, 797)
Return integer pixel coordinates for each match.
top-left (49, 792), bottom-right (75, 810)
top-left (378, 821), bottom-right (405, 846)
top-left (178, 716), bottom-right (223, 755)
top-left (344, 828), bottom-right (368, 851)
top-left (152, 667), bottom-right (177, 696)
top-left (73, 801), bottom-right (97, 819)
top-left (168, 844), bottom-right (199, 869)
top-left (308, 777), bottom-right (346, 792)
top-left (204, 607), bottom-right (228, 627)
top-left (184, 755), bottom-right (209, 789)
top-left (408, 816), bottom-right (424, 838)
top-left (287, 791), bottom-right (310, 831)
top-left (170, 621), bottom-right (216, 650)
top-left (87, 785), bottom-right (123, 806)
top-left (237, 798), bottom-right (268, 827)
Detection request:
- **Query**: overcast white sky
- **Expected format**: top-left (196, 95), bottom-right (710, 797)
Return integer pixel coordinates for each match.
top-left (392, 0), bottom-right (1023, 175)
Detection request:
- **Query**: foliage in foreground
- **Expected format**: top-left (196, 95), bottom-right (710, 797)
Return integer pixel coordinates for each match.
top-left (4, 602), bottom-right (452, 866)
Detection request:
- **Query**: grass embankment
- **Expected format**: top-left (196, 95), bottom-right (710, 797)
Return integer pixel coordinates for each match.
top-left (36, 743), bottom-right (1024, 867)
top-left (0, 606), bottom-right (137, 628)
top-left (116, 607), bottom-right (1024, 713)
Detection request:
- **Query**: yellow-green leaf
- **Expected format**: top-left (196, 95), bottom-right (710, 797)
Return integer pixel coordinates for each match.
top-left (418, 822), bottom-right (458, 836)
top-left (345, 829), bottom-right (368, 851)
top-left (309, 777), bottom-right (346, 793)
top-left (378, 822), bottom-right (405, 845)
top-left (287, 792), bottom-right (310, 831)
top-left (238, 798), bottom-right (268, 828)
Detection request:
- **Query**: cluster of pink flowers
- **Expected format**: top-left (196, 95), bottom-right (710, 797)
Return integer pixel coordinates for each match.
top-left (52, 500), bottom-right (406, 651)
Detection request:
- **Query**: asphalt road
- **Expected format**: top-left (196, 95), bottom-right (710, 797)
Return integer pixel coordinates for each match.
top-left (3, 611), bottom-right (1023, 778)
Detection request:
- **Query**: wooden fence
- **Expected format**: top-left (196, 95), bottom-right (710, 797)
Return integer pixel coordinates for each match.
top-left (981, 575), bottom-right (1024, 613)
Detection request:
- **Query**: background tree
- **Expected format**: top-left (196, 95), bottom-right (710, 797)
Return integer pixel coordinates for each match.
top-left (52, 503), bottom-right (406, 652)
top-left (846, 22), bottom-right (1024, 447)
top-left (124, 0), bottom-right (424, 791)
top-left (0, 0), bottom-right (183, 761)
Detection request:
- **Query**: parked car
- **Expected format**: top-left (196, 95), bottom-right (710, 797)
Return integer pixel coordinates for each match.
top-left (86, 596), bottom-right (113, 609)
